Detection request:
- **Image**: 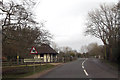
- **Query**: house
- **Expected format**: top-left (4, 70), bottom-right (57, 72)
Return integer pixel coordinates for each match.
top-left (31, 44), bottom-right (58, 63)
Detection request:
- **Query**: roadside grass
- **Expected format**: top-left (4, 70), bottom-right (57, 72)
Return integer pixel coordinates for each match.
top-left (2, 63), bottom-right (45, 68)
top-left (100, 59), bottom-right (118, 69)
top-left (2, 63), bottom-right (55, 79)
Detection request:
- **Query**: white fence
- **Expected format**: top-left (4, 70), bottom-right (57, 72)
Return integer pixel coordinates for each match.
top-left (24, 59), bottom-right (43, 63)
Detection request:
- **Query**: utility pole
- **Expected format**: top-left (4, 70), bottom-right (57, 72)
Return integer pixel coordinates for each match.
top-left (117, 1), bottom-right (120, 58)
top-left (118, 1), bottom-right (120, 41)
top-left (117, 1), bottom-right (120, 79)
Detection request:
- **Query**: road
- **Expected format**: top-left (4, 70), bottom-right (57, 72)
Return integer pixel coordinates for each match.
top-left (38, 58), bottom-right (118, 78)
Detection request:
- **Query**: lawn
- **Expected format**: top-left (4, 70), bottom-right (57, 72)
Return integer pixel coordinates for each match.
top-left (2, 63), bottom-right (55, 79)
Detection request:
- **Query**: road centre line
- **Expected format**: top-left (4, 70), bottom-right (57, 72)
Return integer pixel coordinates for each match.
top-left (82, 66), bottom-right (84, 68)
top-left (82, 58), bottom-right (89, 76)
top-left (82, 58), bottom-right (86, 66)
top-left (82, 60), bottom-right (85, 66)
top-left (82, 61), bottom-right (84, 66)
top-left (84, 69), bottom-right (89, 76)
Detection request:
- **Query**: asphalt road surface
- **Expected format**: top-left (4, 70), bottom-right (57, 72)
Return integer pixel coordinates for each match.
top-left (39, 58), bottom-right (118, 78)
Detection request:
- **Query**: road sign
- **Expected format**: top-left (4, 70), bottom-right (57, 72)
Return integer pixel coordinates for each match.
top-left (30, 47), bottom-right (38, 54)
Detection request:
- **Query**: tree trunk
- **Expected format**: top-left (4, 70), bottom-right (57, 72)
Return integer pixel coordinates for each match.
top-left (109, 47), bottom-right (113, 61)
top-left (104, 45), bottom-right (107, 60)
top-left (106, 45), bottom-right (110, 60)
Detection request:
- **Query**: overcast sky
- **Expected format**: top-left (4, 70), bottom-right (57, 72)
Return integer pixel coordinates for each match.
top-left (33, 0), bottom-right (118, 52)
top-left (3, 0), bottom-right (118, 52)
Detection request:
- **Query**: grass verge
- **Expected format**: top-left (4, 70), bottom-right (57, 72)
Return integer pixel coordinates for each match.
top-left (2, 63), bottom-right (55, 79)
top-left (100, 59), bottom-right (118, 69)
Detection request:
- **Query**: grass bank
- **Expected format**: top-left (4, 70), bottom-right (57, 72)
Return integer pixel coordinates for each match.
top-left (100, 59), bottom-right (118, 69)
top-left (2, 63), bottom-right (55, 79)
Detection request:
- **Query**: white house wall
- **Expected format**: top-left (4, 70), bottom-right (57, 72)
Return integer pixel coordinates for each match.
top-left (51, 54), bottom-right (53, 62)
top-left (44, 54), bottom-right (47, 62)
top-left (38, 54), bottom-right (40, 58)
top-left (33, 54), bottom-right (57, 62)
top-left (34, 55), bottom-right (37, 59)
top-left (47, 54), bottom-right (50, 62)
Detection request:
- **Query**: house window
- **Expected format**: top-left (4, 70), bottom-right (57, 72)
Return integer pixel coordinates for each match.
top-left (40, 54), bottom-right (44, 57)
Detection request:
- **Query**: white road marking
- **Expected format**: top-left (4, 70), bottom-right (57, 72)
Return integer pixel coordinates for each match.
top-left (82, 66), bottom-right (84, 68)
top-left (82, 62), bottom-right (84, 66)
top-left (82, 59), bottom-right (85, 66)
top-left (81, 58), bottom-right (89, 76)
top-left (84, 69), bottom-right (89, 76)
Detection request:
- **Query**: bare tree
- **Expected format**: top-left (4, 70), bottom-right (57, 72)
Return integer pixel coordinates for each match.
top-left (80, 45), bottom-right (88, 54)
top-left (117, 1), bottom-right (120, 63)
top-left (0, 1), bottom-right (37, 41)
top-left (85, 3), bottom-right (119, 61)
top-left (87, 43), bottom-right (104, 58)
top-left (1, 1), bottom-right (52, 60)
top-left (50, 42), bottom-right (59, 52)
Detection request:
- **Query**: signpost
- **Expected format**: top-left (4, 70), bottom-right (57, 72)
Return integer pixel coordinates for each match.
top-left (17, 55), bottom-right (19, 64)
top-left (30, 47), bottom-right (38, 54)
top-left (30, 46), bottom-right (38, 73)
